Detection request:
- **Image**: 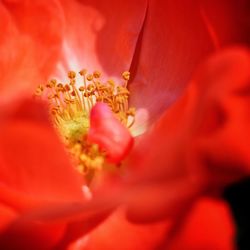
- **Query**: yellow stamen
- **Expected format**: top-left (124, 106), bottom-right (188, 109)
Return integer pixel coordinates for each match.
top-left (35, 70), bottom-right (135, 176)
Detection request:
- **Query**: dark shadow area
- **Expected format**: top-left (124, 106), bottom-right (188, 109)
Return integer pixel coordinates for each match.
top-left (224, 177), bottom-right (250, 250)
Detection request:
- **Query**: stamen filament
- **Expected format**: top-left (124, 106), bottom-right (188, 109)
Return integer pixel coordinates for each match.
top-left (35, 69), bottom-right (135, 176)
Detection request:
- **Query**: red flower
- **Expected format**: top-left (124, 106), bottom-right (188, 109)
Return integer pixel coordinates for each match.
top-left (0, 0), bottom-right (249, 249)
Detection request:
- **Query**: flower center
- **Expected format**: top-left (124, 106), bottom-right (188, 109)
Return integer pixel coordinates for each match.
top-left (35, 70), bottom-right (135, 179)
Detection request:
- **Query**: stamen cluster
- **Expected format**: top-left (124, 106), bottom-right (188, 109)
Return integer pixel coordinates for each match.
top-left (35, 70), bottom-right (135, 176)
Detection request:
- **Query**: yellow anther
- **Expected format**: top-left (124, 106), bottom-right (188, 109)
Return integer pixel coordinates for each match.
top-left (50, 79), bottom-right (57, 86)
top-left (107, 79), bottom-right (115, 87)
top-left (93, 71), bottom-right (101, 78)
top-left (84, 92), bottom-right (90, 97)
top-left (64, 84), bottom-right (71, 91)
top-left (117, 86), bottom-right (130, 95)
top-left (87, 84), bottom-right (95, 92)
top-left (122, 71), bottom-right (130, 81)
top-left (48, 94), bottom-right (55, 99)
top-left (80, 154), bottom-right (88, 162)
top-left (68, 71), bottom-right (76, 79)
top-left (91, 156), bottom-right (104, 170)
top-left (46, 79), bottom-right (57, 88)
top-left (79, 69), bottom-right (87, 76)
top-left (69, 79), bottom-right (76, 85)
top-left (57, 83), bottom-right (63, 88)
top-left (34, 68), bottom-right (135, 177)
top-left (127, 107), bottom-right (136, 116)
top-left (86, 74), bottom-right (93, 81)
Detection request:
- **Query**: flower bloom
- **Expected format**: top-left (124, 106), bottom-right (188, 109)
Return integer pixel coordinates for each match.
top-left (0, 0), bottom-right (250, 249)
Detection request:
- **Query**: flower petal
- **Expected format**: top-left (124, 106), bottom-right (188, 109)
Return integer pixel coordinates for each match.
top-left (0, 98), bottom-right (84, 208)
top-left (0, 0), bottom-right (64, 104)
top-left (0, 219), bottom-right (66, 250)
top-left (0, 99), bottom-right (105, 248)
top-left (126, 47), bottom-right (250, 222)
top-left (129, 0), bottom-right (250, 129)
top-left (0, 203), bottom-right (17, 233)
top-left (68, 209), bottom-right (170, 250)
top-left (167, 198), bottom-right (235, 250)
top-left (87, 103), bottom-right (133, 163)
top-left (0, 194), bottom-right (119, 249)
top-left (56, 0), bottom-right (147, 79)
top-left (191, 48), bottom-right (250, 185)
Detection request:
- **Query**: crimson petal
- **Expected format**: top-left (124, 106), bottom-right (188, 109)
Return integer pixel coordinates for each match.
top-left (125, 47), bottom-right (250, 222)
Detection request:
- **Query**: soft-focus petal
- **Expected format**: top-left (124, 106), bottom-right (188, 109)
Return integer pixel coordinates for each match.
top-left (0, 197), bottom-right (117, 250)
top-left (0, 204), bottom-right (17, 232)
top-left (167, 198), bottom-right (235, 250)
top-left (192, 48), bottom-right (250, 186)
top-left (68, 209), bottom-right (170, 250)
top-left (0, 99), bottom-right (123, 248)
top-left (0, 99), bottom-right (84, 208)
top-left (56, 0), bottom-right (147, 79)
top-left (0, 220), bottom-right (66, 250)
top-left (87, 103), bottom-right (133, 163)
top-left (0, 1), bottom-right (64, 104)
top-left (129, 0), bottom-right (250, 130)
top-left (126, 47), bottom-right (250, 222)
top-left (124, 179), bottom-right (201, 223)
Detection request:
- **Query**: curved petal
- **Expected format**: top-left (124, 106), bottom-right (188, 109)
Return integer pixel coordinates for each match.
top-left (67, 209), bottom-right (170, 250)
top-left (125, 47), bottom-right (250, 222)
top-left (0, 98), bottom-right (84, 208)
top-left (0, 203), bottom-right (17, 233)
top-left (0, 99), bottom-right (98, 249)
top-left (0, 220), bottom-right (66, 250)
top-left (0, 193), bottom-right (119, 249)
top-left (129, 0), bottom-right (250, 130)
top-left (56, 0), bottom-right (147, 80)
top-left (0, 0), bottom-right (64, 104)
top-left (87, 103), bottom-right (133, 163)
top-left (191, 48), bottom-right (250, 186)
top-left (167, 198), bottom-right (235, 250)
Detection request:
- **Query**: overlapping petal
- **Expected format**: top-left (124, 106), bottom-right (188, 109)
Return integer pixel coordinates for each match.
top-left (167, 198), bottom-right (235, 250)
top-left (125, 47), bottom-right (250, 223)
top-left (129, 0), bottom-right (250, 130)
top-left (0, 99), bottom-right (84, 205)
top-left (0, 99), bottom-right (87, 248)
top-left (0, 0), bottom-right (64, 105)
top-left (56, 0), bottom-right (147, 80)
top-left (68, 209), bottom-right (170, 250)
top-left (87, 103), bottom-right (133, 163)
top-left (0, 0), bottom-right (249, 249)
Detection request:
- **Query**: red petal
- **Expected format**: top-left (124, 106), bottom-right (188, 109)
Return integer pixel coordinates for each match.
top-left (0, 99), bottom-right (84, 207)
top-left (167, 198), bottom-right (235, 250)
top-left (125, 180), bottom-right (201, 224)
top-left (0, 203), bottom-right (17, 233)
top-left (191, 48), bottom-right (250, 182)
top-left (57, 0), bottom-right (147, 78)
top-left (68, 209), bottom-right (170, 250)
top-left (0, 193), bottom-right (119, 249)
top-left (0, 1), bottom-right (64, 104)
top-left (126, 47), bottom-right (250, 222)
top-left (87, 103), bottom-right (133, 163)
top-left (129, 0), bottom-right (250, 130)
top-left (2, 0), bottom-right (64, 77)
top-left (0, 220), bottom-right (66, 250)
top-left (0, 99), bottom-right (108, 249)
